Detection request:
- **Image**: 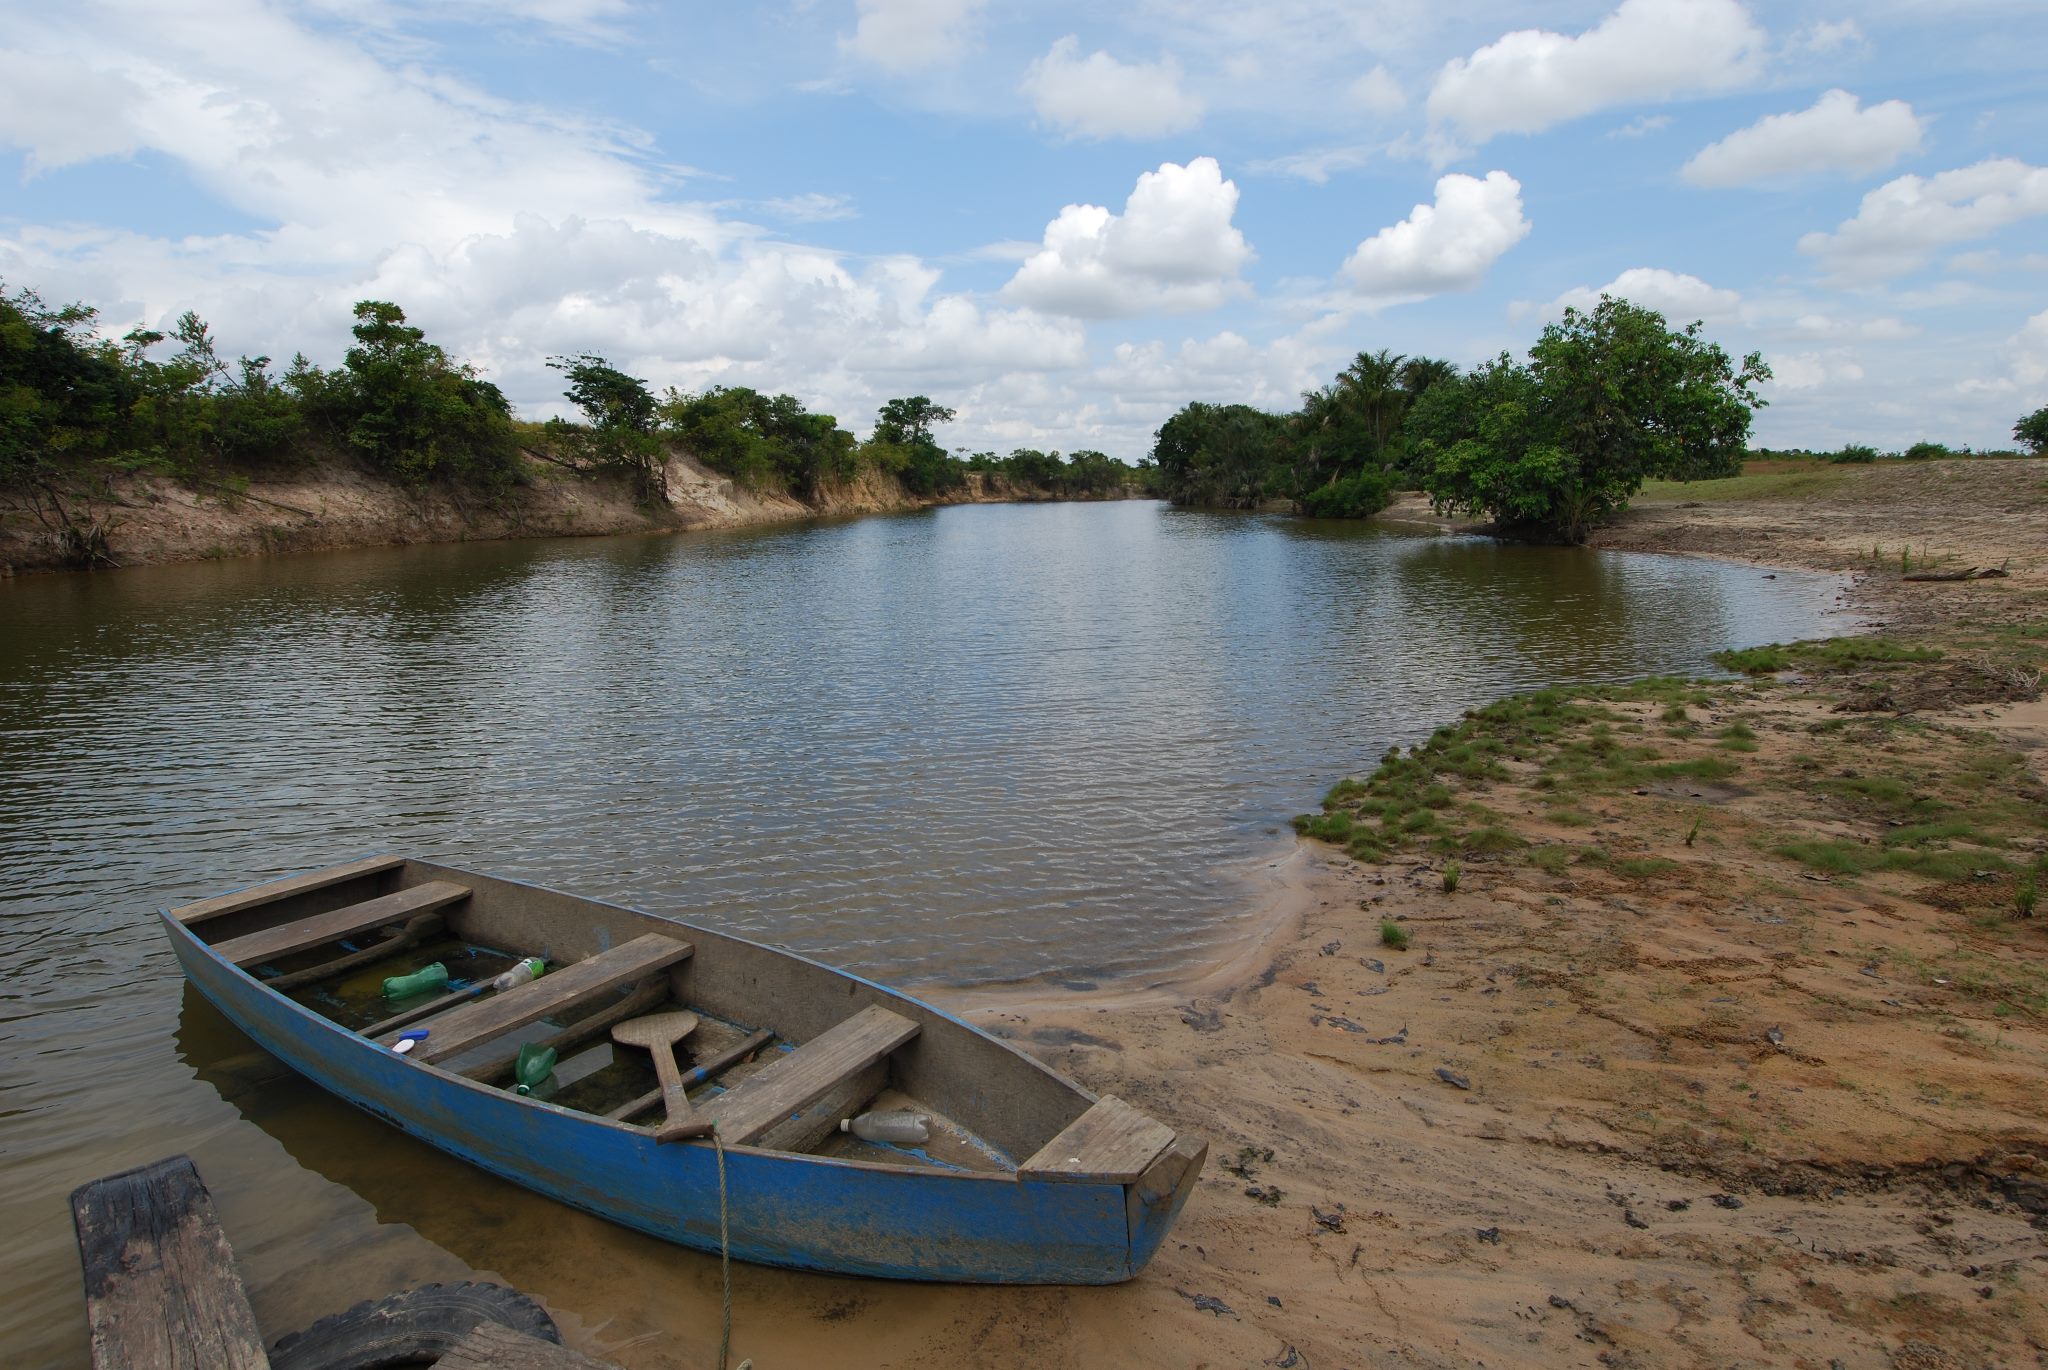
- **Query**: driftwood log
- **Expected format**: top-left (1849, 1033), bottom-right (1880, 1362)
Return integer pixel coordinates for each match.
top-left (70, 1156), bottom-right (268, 1370)
top-left (1902, 566), bottom-right (2010, 582)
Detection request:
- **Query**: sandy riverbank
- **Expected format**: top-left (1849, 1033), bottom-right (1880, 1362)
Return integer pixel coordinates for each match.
top-left (702, 458), bottom-right (2048, 1369)
top-left (0, 450), bottom-right (1130, 576)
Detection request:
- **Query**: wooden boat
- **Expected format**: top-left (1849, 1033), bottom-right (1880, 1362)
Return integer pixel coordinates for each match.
top-left (159, 856), bottom-right (1205, 1284)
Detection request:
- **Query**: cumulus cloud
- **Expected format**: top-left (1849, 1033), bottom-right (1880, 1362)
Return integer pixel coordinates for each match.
top-left (838, 0), bottom-right (983, 73)
top-left (1021, 37), bottom-right (1204, 140)
top-left (1427, 0), bottom-right (1764, 146)
top-left (1341, 171), bottom-right (1529, 303)
top-left (1799, 158), bottom-right (2048, 279)
top-left (1542, 267), bottom-right (1742, 323)
top-left (1002, 158), bottom-right (1253, 318)
top-left (1682, 90), bottom-right (1924, 188)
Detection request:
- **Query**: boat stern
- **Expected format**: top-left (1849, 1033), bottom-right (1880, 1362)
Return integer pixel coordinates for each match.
top-left (1126, 1131), bottom-right (1206, 1276)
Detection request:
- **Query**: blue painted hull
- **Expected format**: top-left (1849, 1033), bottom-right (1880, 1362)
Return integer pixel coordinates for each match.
top-left (163, 911), bottom-right (1168, 1284)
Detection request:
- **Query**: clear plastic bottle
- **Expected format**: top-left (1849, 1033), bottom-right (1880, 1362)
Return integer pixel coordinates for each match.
top-left (840, 1110), bottom-right (931, 1144)
top-left (491, 957), bottom-right (546, 991)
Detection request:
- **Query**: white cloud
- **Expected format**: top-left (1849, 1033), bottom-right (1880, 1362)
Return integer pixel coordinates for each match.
top-left (1609, 114), bottom-right (1672, 139)
top-left (1249, 144), bottom-right (1376, 184)
top-left (1347, 65), bottom-right (1405, 116)
top-left (1786, 18), bottom-right (1866, 57)
top-left (1002, 158), bottom-right (1253, 318)
top-left (1770, 350), bottom-right (1865, 391)
top-left (838, 0), bottom-right (983, 73)
top-left (1021, 36), bottom-right (1204, 141)
top-left (1784, 313), bottom-right (1917, 341)
top-left (1341, 170), bottom-right (1529, 303)
top-left (1799, 158), bottom-right (2048, 279)
top-left (1427, 0), bottom-right (1764, 147)
top-left (1682, 90), bottom-right (1924, 188)
top-left (762, 193), bottom-right (856, 223)
top-left (1545, 267), bottom-right (1743, 322)
top-left (1949, 249), bottom-right (2048, 276)
top-left (2002, 308), bottom-right (2048, 390)
top-left (0, 52), bottom-right (146, 172)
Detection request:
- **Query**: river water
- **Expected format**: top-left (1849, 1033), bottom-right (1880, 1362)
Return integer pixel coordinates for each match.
top-left (0, 501), bottom-right (1851, 1364)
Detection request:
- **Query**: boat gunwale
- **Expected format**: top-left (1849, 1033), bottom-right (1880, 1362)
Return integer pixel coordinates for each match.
top-left (161, 853), bottom-right (1114, 1184)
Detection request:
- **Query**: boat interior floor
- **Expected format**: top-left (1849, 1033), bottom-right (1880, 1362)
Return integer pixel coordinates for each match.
top-left (237, 908), bottom-right (1012, 1173)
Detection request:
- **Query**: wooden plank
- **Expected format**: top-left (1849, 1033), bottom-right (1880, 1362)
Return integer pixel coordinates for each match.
top-left (261, 911), bottom-right (443, 992)
top-left (609, 1028), bottom-right (775, 1123)
top-left (750, 1059), bottom-right (886, 1154)
top-left (70, 1155), bottom-right (268, 1370)
top-left (390, 934), bottom-right (693, 1066)
top-left (171, 856), bottom-right (404, 925)
top-left (212, 882), bottom-right (471, 969)
top-left (706, 1004), bottom-right (918, 1148)
top-left (459, 980), bottom-right (668, 1085)
top-left (431, 1322), bottom-right (616, 1369)
top-left (1018, 1095), bottom-right (1176, 1183)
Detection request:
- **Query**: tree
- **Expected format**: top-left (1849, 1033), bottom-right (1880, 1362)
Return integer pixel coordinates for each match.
top-left (868, 396), bottom-right (963, 495)
top-left (1422, 297), bottom-right (1770, 542)
top-left (0, 283), bottom-right (137, 562)
top-left (872, 396), bottom-right (955, 448)
top-left (339, 301), bottom-right (516, 487)
top-left (547, 353), bottom-right (666, 501)
top-left (2018, 405), bottom-right (2048, 456)
top-left (1150, 401), bottom-right (1288, 508)
top-left (660, 385), bottom-right (858, 495)
top-left (1338, 347), bottom-right (1407, 465)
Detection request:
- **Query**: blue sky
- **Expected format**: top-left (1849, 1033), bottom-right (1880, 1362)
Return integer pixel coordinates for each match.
top-left (2, 0), bottom-right (2044, 459)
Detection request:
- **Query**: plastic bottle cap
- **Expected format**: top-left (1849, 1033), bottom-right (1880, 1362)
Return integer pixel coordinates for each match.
top-left (839, 1119), bottom-right (851, 1132)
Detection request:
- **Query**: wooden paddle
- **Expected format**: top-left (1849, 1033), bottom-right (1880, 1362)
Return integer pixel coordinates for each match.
top-left (611, 1011), bottom-right (715, 1143)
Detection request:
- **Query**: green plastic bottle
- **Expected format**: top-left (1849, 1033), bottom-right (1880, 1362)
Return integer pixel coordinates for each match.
top-left (513, 1043), bottom-right (558, 1096)
top-left (382, 962), bottom-right (449, 998)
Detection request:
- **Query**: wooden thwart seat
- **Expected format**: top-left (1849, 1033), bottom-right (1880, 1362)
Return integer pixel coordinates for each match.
top-left (71, 1155), bottom-right (268, 1370)
top-left (385, 933), bottom-right (693, 1066)
top-left (172, 855), bottom-right (404, 926)
top-left (1018, 1095), bottom-right (1176, 1183)
top-left (211, 881), bottom-right (471, 969)
top-left (705, 1004), bottom-right (919, 1151)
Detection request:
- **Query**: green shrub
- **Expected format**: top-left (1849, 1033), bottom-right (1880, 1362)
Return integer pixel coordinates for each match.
top-left (1298, 468), bottom-right (1395, 519)
top-left (1715, 645), bottom-right (1792, 675)
top-left (1380, 919), bottom-right (1411, 949)
top-left (1827, 443), bottom-right (1878, 464)
top-left (1902, 441), bottom-right (1952, 461)
top-left (1442, 860), bottom-right (1462, 893)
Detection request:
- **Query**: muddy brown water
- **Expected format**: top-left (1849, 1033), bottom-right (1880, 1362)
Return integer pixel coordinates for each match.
top-left (0, 501), bottom-right (1853, 1365)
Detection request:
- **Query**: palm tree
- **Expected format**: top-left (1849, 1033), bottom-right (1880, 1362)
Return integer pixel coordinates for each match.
top-left (1339, 348), bottom-right (1407, 464)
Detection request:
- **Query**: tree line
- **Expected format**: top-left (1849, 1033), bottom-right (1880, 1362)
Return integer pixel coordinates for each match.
top-left (1, 281), bottom-right (1145, 560)
top-left (1150, 298), bottom-right (1777, 542)
top-left (1151, 299), bottom-right (2048, 543)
